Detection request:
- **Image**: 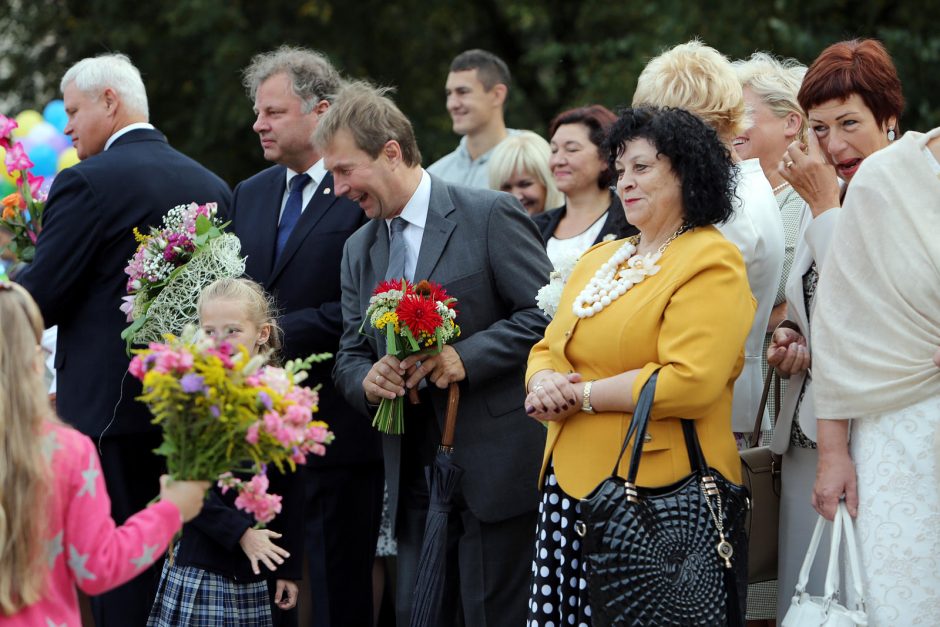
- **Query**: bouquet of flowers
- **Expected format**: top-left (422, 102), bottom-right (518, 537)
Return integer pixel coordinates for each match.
top-left (0, 114), bottom-right (47, 263)
top-left (361, 279), bottom-right (460, 434)
top-left (129, 328), bottom-right (334, 524)
top-left (122, 202), bottom-right (245, 351)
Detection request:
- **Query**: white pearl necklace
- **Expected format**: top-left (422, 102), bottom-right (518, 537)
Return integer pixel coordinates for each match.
top-left (572, 226), bottom-right (688, 319)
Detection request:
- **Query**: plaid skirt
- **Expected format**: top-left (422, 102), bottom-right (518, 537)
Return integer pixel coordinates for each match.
top-left (147, 557), bottom-right (272, 627)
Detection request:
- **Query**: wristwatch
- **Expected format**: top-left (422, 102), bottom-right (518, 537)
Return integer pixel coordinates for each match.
top-left (581, 380), bottom-right (597, 414)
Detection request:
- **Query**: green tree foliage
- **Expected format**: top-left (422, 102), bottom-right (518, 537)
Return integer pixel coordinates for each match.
top-left (3, 0), bottom-right (938, 185)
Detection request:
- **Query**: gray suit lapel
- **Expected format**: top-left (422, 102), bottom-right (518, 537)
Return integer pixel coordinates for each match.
top-left (414, 178), bottom-right (457, 281)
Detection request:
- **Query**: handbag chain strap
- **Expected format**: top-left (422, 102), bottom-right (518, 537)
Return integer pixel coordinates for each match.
top-left (701, 477), bottom-right (733, 568)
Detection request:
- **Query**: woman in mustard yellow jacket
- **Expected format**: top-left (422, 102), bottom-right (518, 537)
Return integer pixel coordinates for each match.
top-left (524, 107), bottom-right (756, 626)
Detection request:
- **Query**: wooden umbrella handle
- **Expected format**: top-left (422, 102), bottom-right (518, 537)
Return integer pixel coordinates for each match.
top-left (441, 382), bottom-right (460, 449)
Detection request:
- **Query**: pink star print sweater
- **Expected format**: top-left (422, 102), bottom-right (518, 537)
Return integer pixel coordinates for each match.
top-left (4, 422), bottom-right (181, 626)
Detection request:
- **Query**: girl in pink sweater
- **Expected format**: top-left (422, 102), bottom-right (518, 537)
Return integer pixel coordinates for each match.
top-left (0, 282), bottom-right (209, 626)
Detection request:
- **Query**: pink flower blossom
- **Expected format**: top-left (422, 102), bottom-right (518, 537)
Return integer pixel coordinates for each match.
top-left (25, 172), bottom-right (44, 194)
top-left (120, 295), bottom-right (136, 322)
top-left (246, 422), bottom-right (260, 445)
top-left (128, 355), bottom-right (147, 380)
top-left (290, 448), bottom-right (306, 464)
top-left (153, 347), bottom-right (194, 374)
top-left (5, 143), bottom-right (33, 173)
top-left (283, 403), bottom-right (312, 427)
top-left (0, 114), bottom-right (17, 143)
top-left (233, 472), bottom-right (283, 524)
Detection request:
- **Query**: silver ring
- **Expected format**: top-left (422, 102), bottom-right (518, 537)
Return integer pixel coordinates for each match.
top-left (785, 160), bottom-right (794, 168)
top-left (375, 374), bottom-right (382, 384)
top-left (534, 384), bottom-right (544, 392)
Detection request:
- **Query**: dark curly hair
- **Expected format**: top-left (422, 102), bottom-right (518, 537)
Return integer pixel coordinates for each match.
top-left (602, 107), bottom-right (736, 228)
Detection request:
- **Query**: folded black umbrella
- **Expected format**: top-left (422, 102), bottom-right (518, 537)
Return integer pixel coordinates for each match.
top-left (410, 382), bottom-right (462, 627)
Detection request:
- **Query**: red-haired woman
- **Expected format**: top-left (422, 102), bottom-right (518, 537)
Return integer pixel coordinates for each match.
top-left (767, 38), bottom-right (904, 621)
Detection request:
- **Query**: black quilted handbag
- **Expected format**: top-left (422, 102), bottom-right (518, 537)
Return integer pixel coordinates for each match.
top-left (577, 372), bottom-right (749, 626)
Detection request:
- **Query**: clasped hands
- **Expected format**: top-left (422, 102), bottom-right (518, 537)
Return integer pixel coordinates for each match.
top-left (525, 371), bottom-right (584, 422)
top-left (363, 345), bottom-right (466, 404)
top-left (767, 326), bottom-right (810, 377)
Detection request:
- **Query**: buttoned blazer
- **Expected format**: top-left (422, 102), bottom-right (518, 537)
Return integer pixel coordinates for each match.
top-left (526, 227), bottom-right (755, 499)
top-left (18, 129), bottom-right (231, 436)
top-left (334, 175), bottom-right (553, 527)
top-left (769, 206), bottom-right (840, 454)
top-left (229, 164), bottom-right (381, 469)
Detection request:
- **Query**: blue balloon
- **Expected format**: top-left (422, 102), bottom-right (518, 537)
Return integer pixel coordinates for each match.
top-left (43, 99), bottom-right (68, 133)
top-left (28, 144), bottom-right (59, 177)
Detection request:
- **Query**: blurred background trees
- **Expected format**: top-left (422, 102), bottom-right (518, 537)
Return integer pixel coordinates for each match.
top-left (3, 0), bottom-right (938, 185)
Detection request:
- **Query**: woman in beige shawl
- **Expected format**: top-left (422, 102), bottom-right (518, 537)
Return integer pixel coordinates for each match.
top-left (812, 127), bottom-right (940, 624)
top-left (767, 39), bottom-right (904, 623)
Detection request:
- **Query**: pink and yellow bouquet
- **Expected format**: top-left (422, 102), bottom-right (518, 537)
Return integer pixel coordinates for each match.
top-left (361, 279), bottom-right (460, 434)
top-left (0, 114), bottom-right (47, 263)
top-left (122, 202), bottom-right (244, 350)
top-left (129, 329), bottom-right (333, 524)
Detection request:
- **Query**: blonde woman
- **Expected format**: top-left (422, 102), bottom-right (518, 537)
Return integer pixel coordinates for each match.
top-left (731, 50), bottom-right (808, 625)
top-left (488, 130), bottom-right (563, 216)
top-left (0, 282), bottom-right (207, 625)
top-left (633, 40), bottom-right (786, 437)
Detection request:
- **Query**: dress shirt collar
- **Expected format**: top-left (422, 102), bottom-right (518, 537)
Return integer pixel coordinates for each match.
top-left (104, 123), bottom-right (156, 151)
top-left (386, 169), bottom-right (431, 233)
top-left (286, 159), bottom-right (326, 192)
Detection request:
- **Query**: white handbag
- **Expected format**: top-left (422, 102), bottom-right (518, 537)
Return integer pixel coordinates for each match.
top-left (782, 503), bottom-right (868, 626)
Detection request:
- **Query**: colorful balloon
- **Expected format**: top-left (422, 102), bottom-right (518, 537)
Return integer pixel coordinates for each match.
top-left (43, 99), bottom-right (69, 133)
top-left (12, 110), bottom-right (44, 138)
top-left (57, 147), bottom-right (80, 172)
top-left (0, 147), bottom-right (15, 185)
top-left (27, 144), bottom-right (58, 177)
top-left (21, 121), bottom-right (60, 152)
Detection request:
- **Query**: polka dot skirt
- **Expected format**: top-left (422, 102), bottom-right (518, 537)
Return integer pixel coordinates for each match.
top-left (526, 464), bottom-right (592, 627)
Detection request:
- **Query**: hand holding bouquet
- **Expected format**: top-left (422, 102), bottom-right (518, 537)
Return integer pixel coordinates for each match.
top-left (362, 279), bottom-right (460, 434)
top-left (129, 328), bottom-right (333, 524)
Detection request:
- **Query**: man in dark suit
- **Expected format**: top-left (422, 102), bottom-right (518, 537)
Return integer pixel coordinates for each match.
top-left (230, 46), bottom-right (384, 626)
top-left (17, 53), bottom-right (231, 625)
top-left (320, 82), bottom-right (552, 626)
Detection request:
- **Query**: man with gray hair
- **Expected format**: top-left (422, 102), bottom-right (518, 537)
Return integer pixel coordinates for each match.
top-left (322, 81), bottom-right (551, 626)
top-left (17, 52), bottom-right (231, 626)
top-left (229, 46), bottom-right (383, 626)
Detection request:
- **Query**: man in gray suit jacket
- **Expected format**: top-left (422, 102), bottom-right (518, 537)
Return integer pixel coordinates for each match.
top-left (318, 82), bottom-right (552, 626)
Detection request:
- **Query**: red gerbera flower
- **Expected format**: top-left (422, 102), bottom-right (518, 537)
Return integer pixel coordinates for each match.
top-left (396, 294), bottom-right (443, 336)
top-left (373, 279), bottom-right (411, 295)
top-left (414, 280), bottom-right (456, 310)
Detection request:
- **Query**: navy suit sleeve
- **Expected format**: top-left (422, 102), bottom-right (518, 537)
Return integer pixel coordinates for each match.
top-left (451, 197), bottom-right (552, 389)
top-left (17, 168), bottom-right (103, 325)
top-left (187, 489), bottom-right (254, 552)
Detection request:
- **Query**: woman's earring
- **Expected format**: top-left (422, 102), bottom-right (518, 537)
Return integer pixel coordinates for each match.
top-left (887, 128), bottom-right (896, 141)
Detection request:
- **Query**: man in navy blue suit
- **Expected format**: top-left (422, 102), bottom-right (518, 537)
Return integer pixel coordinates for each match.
top-left (230, 46), bottom-right (383, 626)
top-left (17, 53), bottom-right (231, 625)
